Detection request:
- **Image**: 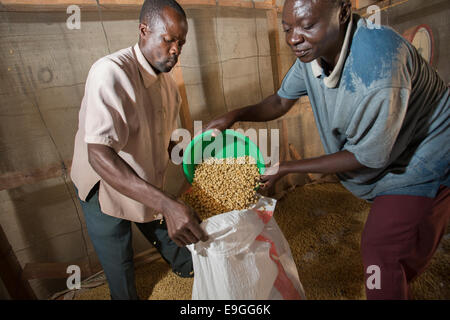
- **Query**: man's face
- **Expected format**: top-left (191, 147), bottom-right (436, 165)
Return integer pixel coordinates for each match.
top-left (282, 0), bottom-right (343, 63)
top-left (139, 6), bottom-right (188, 73)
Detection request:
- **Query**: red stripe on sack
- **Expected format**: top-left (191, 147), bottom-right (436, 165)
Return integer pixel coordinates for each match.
top-left (254, 210), bottom-right (273, 224)
top-left (255, 235), bottom-right (302, 300)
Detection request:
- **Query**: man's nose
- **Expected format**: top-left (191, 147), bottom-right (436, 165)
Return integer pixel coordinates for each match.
top-left (289, 30), bottom-right (305, 47)
top-left (170, 42), bottom-right (182, 56)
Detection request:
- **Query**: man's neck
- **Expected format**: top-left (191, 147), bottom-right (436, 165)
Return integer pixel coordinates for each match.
top-left (320, 18), bottom-right (350, 76)
top-left (138, 40), bottom-right (161, 75)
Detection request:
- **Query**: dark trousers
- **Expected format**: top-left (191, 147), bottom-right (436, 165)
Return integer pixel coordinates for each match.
top-left (361, 185), bottom-right (450, 299)
top-left (76, 183), bottom-right (193, 300)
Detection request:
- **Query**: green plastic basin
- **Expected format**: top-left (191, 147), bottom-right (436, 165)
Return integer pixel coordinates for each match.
top-left (182, 129), bottom-right (266, 184)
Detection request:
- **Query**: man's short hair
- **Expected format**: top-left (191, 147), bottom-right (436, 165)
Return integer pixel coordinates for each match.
top-left (139, 0), bottom-right (186, 26)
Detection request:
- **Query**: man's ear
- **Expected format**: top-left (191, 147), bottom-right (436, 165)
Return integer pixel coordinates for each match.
top-left (139, 23), bottom-right (149, 38)
top-left (339, 1), bottom-right (352, 25)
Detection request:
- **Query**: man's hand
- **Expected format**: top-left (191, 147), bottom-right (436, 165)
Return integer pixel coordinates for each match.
top-left (260, 151), bottom-right (368, 190)
top-left (203, 109), bottom-right (239, 136)
top-left (87, 144), bottom-right (208, 247)
top-left (162, 199), bottom-right (209, 247)
top-left (260, 162), bottom-right (287, 190)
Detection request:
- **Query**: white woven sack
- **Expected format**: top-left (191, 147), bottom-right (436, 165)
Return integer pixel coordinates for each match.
top-left (187, 196), bottom-right (306, 300)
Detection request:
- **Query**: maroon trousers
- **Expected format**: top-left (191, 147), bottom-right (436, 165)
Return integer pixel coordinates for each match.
top-left (361, 185), bottom-right (450, 300)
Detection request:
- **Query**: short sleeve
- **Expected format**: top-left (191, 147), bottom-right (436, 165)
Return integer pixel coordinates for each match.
top-left (83, 60), bottom-right (130, 151)
top-left (277, 59), bottom-right (308, 100)
top-left (343, 87), bottom-right (411, 169)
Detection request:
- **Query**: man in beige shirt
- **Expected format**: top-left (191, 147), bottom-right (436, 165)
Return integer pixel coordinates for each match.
top-left (71, 0), bottom-right (207, 300)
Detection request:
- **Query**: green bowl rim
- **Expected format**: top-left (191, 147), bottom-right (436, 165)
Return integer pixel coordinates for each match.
top-left (182, 129), bottom-right (266, 184)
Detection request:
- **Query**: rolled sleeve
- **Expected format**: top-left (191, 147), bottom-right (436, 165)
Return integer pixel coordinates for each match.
top-left (83, 60), bottom-right (130, 151)
top-left (343, 87), bottom-right (411, 169)
top-left (277, 59), bottom-right (308, 100)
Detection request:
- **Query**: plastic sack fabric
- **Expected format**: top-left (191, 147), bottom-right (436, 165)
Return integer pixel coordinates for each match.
top-left (186, 196), bottom-right (306, 300)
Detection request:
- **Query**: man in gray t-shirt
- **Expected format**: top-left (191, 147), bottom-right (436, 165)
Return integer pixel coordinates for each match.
top-left (205, 0), bottom-right (449, 299)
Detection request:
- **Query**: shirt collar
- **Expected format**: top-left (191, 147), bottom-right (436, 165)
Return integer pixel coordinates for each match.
top-left (133, 43), bottom-right (159, 88)
top-left (311, 14), bottom-right (354, 88)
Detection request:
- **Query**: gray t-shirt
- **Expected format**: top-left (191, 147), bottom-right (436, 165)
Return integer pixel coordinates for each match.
top-left (278, 15), bottom-right (449, 200)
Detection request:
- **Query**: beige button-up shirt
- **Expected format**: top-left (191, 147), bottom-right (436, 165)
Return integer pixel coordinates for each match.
top-left (71, 44), bottom-right (181, 223)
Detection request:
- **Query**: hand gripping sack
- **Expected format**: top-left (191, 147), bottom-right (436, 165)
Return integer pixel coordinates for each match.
top-left (186, 196), bottom-right (306, 300)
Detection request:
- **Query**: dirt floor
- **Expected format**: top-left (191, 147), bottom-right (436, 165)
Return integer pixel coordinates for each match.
top-left (73, 183), bottom-right (450, 300)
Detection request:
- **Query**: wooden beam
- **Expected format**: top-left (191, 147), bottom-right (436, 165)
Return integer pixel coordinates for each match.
top-left (0, 0), bottom-right (99, 11)
top-left (355, 0), bottom-right (411, 16)
top-left (0, 224), bottom-right (36, 299)
top-left (254, 0), bottom-right (274, 10)
top-left (266, 8), bottom-right (283, 91)
top-left (288, 143), bottom-right (301, 161)
top-left (22, 260), bottom-right (92, 281)
top-left (217, 0), bottom-right (253, 9)
top-left (0, 0), bottom-right (280, 12)
top-left (179, 0), bottom-right (216, 5)
top-left (0, 160), bottom-right (72, 191)
top-left (353, 0), bottom-right (378, 10)
top-left (21, 248), bottom-right (160, 280)
top-left (101, 0), bottom-right (217, 10)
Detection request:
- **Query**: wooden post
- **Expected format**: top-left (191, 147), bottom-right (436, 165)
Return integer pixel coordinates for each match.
top-left (266, 8), bottom-right (283, 92)
top-left (172, 63), bottom-right (194, 135)
top-left (0, 224), bottom-right (36, 299)
top-left (266, 7), bottom-right (295, 190)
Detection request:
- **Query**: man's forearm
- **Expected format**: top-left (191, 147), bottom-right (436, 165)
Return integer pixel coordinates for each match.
top-left (87, 144), bottom-right (175, 214)
top-left (235, 94), bottom-right (297, 123)
top-left (283, 150), bottom-right (367, 175)
top-left (204, 94), bottom-right (297, 133)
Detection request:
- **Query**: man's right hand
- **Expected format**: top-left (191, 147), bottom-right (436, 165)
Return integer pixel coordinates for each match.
top-left (162, 199), bottom-right (209, 247)
top-left (203, 109), bottom-right (239, 136)
top-left (87, 144), bottom-right (208, 247)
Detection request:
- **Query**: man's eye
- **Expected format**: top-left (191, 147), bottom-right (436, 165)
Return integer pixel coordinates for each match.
top-left (303, 24), bottom-right (314, 30)
top-left (283, 28), bottom-right (291, 33)
top-left (164, 38), bottom-right (172, 43)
